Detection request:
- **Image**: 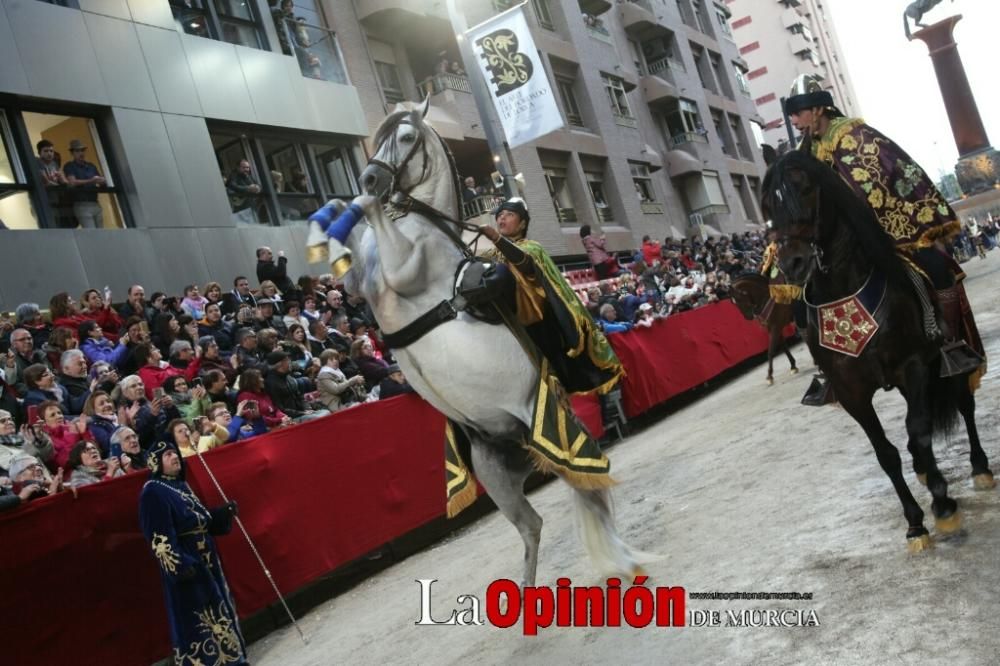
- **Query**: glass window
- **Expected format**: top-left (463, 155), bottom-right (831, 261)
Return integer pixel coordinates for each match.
top-left (601, 74), bottom-right (633, 119)
top-left (375, 61), bottom-right (405, 105)
top-left (715, 8), bottom-right (732, 35)
top-left (169, 0), bottom-right (266, 49)
top-left (312, 144), bottom-right (359, 198)
top-left (171, 0), bottom-right (212, 39)
top-left (630, 162), bottom-right (656, 202)
top-left (556, 77), bottom-right (584, 127)
top-left (213, 132), bottom-right (270, 226)
top-left (543, 167), bottom-right (575, 224)
top-left (531, 0), bottom-right (555, 30)
top-left (586, 170), bottom-right (613, 222)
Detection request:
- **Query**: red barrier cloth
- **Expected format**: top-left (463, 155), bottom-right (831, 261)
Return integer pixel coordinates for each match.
top-left (608, 301), bottom-right (774, 417)
top-left (0, 302), bottom-right (778, 665)
top-left (570, 394), bottom-right (604, 439)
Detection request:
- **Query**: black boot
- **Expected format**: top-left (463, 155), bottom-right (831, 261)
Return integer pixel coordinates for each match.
top-left (936, 287), bottom-right (985, 377)
top-left (801, 373), bottom-right (836, 406)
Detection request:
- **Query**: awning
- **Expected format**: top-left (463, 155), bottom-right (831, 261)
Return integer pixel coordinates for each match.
top-left (424, 105), bottom-right (463, 141)
top-left (666, 150), bottom-right (703, 178)
top-left (643, 144), bottom-right (663, 171)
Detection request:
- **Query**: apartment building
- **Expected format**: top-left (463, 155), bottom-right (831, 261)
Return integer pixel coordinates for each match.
top-left (726, 0), bottom-right (859, 149)
top-left (0, 0), bottom-right (767, 307)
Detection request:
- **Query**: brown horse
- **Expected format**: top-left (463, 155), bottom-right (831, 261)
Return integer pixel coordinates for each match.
top-left (730, 273), bottom-right (798, 384)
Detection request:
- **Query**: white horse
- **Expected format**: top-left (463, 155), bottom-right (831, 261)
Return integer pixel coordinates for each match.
top-left (307, 100), bottom-right (643, 585)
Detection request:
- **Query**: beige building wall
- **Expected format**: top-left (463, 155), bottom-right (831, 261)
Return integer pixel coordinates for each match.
top-left (727, 0), bottom-right (860, 149)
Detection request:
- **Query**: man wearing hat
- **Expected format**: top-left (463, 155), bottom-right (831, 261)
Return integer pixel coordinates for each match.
top-left (62, 139), bottom-right (106, 228)
top-left (378, 363), bottom-right (415, 400)
top-left (784, 73), bottom-right (984, 392)
top-left (470, 198), bottom-right (624, 396)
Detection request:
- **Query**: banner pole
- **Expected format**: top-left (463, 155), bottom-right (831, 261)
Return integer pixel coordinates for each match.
top-left (446, 0), bottom-right (519, 199)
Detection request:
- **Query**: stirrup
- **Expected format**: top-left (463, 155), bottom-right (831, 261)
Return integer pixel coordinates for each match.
top-left (939, 340), bottom-right (984, 378)
top-left (801, 374), bottom-right (836, 407)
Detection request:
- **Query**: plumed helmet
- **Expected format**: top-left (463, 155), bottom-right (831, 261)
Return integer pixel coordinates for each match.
top-left (784, 74), bottom-right (836, 116)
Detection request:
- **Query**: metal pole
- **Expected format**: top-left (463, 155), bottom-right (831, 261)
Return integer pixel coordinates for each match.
top-left (780, 96), bottom-right (796, 148)
top-left (192, 449), bottom-right (309, 645)
top-left (446, 0), bottom-right (518, 199)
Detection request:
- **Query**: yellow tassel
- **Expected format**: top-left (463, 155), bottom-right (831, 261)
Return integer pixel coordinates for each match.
top-left (446, 479), bottom-right (479, 519)
top-left (524, 448), bottom-right (617, 490)
top-left (769, 284), bottom-right (802, 304)
top-left (969, 365), bottom-right (986, 394)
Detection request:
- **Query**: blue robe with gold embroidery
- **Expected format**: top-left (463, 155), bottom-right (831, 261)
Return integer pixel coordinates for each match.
top-left (139, 477), bottom-right (247, 665)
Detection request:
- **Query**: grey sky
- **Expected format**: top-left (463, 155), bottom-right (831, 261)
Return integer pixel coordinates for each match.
top-left (825, 0), bottom-right (999, 179)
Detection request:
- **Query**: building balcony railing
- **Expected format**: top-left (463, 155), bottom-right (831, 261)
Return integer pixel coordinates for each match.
top-left (647, 55), bottom-right (685, 77)
top-left (282, 19), bottom-right (348, 84)
top-left (567, 112), bottom-right (585, 127)
top-left (555, 206), bottom-right (578, 224)
top-left (419, 72), bottom-right (473, 97)
top-left (668, 130), bottom-right (709, 148)
top-left (462, 194), bottom-right (505, 221)
top-left (594, 205), bottom-right (614, 222)
top-left (640, 201), bottom-right (664, 214)
top-left (613, 111), bottom-right (638, 128)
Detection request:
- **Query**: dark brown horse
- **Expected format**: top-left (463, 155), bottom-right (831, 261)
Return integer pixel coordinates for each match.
top-left (763, 148), bottom-right (994, 553)
top-left (730, 273), bottom-right (798, 385)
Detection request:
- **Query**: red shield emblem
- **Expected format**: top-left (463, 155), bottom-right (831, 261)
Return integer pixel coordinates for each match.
top-left (818, 295), bottom-right (879, 357)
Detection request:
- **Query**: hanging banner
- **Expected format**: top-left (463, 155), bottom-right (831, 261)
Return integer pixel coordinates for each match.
top-left (466, 4), bottom-right (564, 148)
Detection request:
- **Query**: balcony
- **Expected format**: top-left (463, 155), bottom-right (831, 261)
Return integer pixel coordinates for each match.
top-left (280, 19), bottom-right (348, 84)
top-left (462, 194), bottom-right (505, 221)
top-left (556, 206), bottom-right (579, 224)
top-left (356, 0), bottom-right (432, 29)
top-left (640, 201), bottom-right (664, 214)
top-left (667, 130), bottom-right (709, 149)
top-left (789, 33), bottom-right (813, 55)
top-left (579, 0), bottom-right (613, 16)
top-left (585, 19), bottom-right (615, 45)
top-left (419, 72), bottom-right (472, 96)
top-left (781, 7), bottom-right (805, 29)
top-left (620, 0), bottom-right (658, 32)
top-left (642, 64), bottom-right (680, 106)
top-left (666, 149), bottom-right (703, 177)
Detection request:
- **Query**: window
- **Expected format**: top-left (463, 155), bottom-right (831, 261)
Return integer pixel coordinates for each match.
top-left (630, 162), bottom-right (656, 202)
top-left (709, 53), bottom-right (733, 98)
top-left (733, 65), bottom-right (751, 96)
top-left (556, 77), bottom-right (584, 127)
top-left (690, 45), bottom-right (716, 94)
top-left (727, 114), bottom-right (752, 160)
top-left (691, 0), bottom-right (713, 35)
top-left (601, 74), bottom-right (633, 121)
top-left (543, 166), bottom-right (576, 223)
top-left (710, 108), bottom-right (733, 156)
top-left (271, 11), bottom-right (349, 83)
top-left (532, 0), bottom-right (555, 31)
top-left (665, 98), bottom-right (707, 146)
top-left (211, 125), bottom-right (359, 227)
top-left (586, 171), bottom-right (613, 222)
top-left (715, 7), bottom-right (732, 36)
top-left (682, 170), bottom-right (729, 216)
top-left (0, 108), bottom-right (128, 230)
top-left (374, 61), bottom-right (405, 105)
top-left (628, 39), bottom-right (645, 75)
top-left (169, 0), bottom-right (267, 50)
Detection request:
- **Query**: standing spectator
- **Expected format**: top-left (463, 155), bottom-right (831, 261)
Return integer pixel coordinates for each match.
top-left (462, 176), bottom-right (479, 203)
top-left (236, 369), bottom-right (290, 429)
top-left (57, 349), bottom-right (94, 416)
top-left (580, 225), bottom-right (619, 279)
top-left (78, 320), bottom-right (129, 368)
top-left (36, 139), bottom-right (68, 187)
top-left (378, 364), bottom-right (415, 400)
top-left (49, 291), bottom-right (123, 343)
top-left (4, 328), bottom-right (50, 396)
top-left (118, 285), bottom-right (155, 323)
top-left (226, 159), bottom-right (261, 213)
top-left (15, 303), bottom-right (53, 349)
top-left (252, 299), bottom-right (286, 335)
top-left (641, 235), bottom-right (661, 267)
top-left (138, 442), bottom-right (247, 666)
top-left (198, 304), bottom-right (235, 352)
top-left (315, 349), bottom-right (363, 412)
top-left (63, 139), bottom-right (106, 228)
top-left (221, 276), bottom-right (258, 317)
top-left (180, 285), bottom-right (210, 320)
top-left (256, 246), bottom-right (297, 296)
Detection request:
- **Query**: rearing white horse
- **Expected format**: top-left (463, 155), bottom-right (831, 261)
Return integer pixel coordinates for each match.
top-left (308, 100), bottom-right (643, 585)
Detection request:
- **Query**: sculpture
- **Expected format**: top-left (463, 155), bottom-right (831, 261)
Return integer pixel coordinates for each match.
top-left (904, 0), bottom-right (953, 40)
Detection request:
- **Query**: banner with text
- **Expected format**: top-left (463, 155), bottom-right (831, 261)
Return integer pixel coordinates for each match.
top-left (467, 5), bottom-right (564, 148)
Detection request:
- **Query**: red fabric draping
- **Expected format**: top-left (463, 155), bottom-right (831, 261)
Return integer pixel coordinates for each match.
top-left (0, 302), bottom-right (785, 666)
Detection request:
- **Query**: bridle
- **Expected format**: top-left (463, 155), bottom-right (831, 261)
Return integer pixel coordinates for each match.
top-left (770, 179), bottom-right (829, 288)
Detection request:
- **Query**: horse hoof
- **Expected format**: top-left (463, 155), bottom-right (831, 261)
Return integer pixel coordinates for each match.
top-left (935, 511), bottom-right (962, 534)
top-left (790, 368), bottom-right (799, 375)
top-left (973, 472), bottom-right (997, 490)
top-left (766, 377), bottom-right (774, 386)
top-left (916, 473), bottom-right (927, 486)
top-left (906, 534), bottom-right (933, 554)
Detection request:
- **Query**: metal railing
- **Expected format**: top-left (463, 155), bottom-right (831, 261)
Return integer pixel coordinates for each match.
top-left (282, 18), bottom-right (348, 84)
top-left (419, 72), bottom-right (473, 97)
top-left (668, 130), bottom-right (709, 148)
top-left (462, 194), bottom-right (505, 220)
top-left (646, 56), bottom-right (685, 79)
top-left (556, 206), bottom-right (578, 224)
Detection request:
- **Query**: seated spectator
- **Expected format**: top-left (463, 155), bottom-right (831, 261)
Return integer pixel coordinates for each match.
top-left (0, 409), bottom-right (55, 472)
top-left (58, 349), bottom-right (94, 415)
top-left (378, 364), bottom-right (415, 400)
top-left (209, 402), bottom-right (265, 442)
top-left (3, 454), bottom-right (64, 508)
top-left (308, 319), bottom-right (340, 358)
top-left (4, 327), bottom-right (50, 396)
top-left (198, 337), bottom-right (238, 385)
top-left (66, 441), bottom-right (123, 488)
top-left (233, 328), bottom-right (268, 373)
top-left (180, 285), bottom-right (210, 320)
top-left (15, 303), bottom-right (52, 349)
top-left (165, 419), bottom-right (202, 458)
top-left (328, 313), bottom-right (353, 353)
top-left (176, 314), bottom-right (200, 347)
top-left (282, 301), bottom-right (310, 332)
top-left (135, 343), bottom-right (199, 400)
top-left (117, 285), bottom-right (155, 323)
top-left (22, 364), bottom-right (67, 412)
top-left (78, 288), bottom-right (125, 342)
top-left (301, 295), bottom-right (322, 323)
top-left (108, 426), bottom-right (145, 473)
top-left (281, 324), bottom-right (316, 375)
top-left (43, 326), bottom-right (79, 371)
top-left (597, 304), bottom-right (632, 334)
top-left (633, 302), bottom-right (656, 328)
top-left (151, 312), bottom-right (179, 357)
top-left (343, 292), bottom-right (374, 329)
top-left (0, 369), bottom-right (16, 428)
top-left (167, 340), bottom-right (203, 378)
top-left (162, 375), bottom-right (210, 422)
top-left (89, 359), bottom-right (122, 395)
top-left (259, 280), bottom-right (284, 313)
top-left (82, 390), bottom-right (120, 457)
top-left (350, 338), bottom-right (390, 390)
top-left (197, 303), bottom-right (235, 352)
top-left (50, 291), bottom-right (123, 343)
top-left (203, 281), bottom-right (224, 308)
top-left (39, 400), bottom-right (92, 470)
top-left (322, 288), bottom-right (345, 319)
top-left (349, 318), bottom-right (369, 341)
top-left (236, 369), bottom-right (290, 429)
top-left (192, 414), bottom-right (231, 453)
top-left (114, 374), bottom-right (179, 448)
top-left (296, 275), bottom-right (317, 302)
top-left (253, 299), bottom-right (286, 335)
top-left (79, 320), bottom-right (129, 368)
top-left (221, 276), bottom-right (258, 317)
top-left (263, 351), bottom-right (326, 421)
top-left (315, 349), bottom-right (364, 413)
top-left (201, 369), bottom-right (234, 411)
top-left (118, 316), bottom-right (149, 376)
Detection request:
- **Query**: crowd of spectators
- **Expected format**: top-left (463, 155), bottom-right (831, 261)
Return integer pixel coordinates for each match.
top-left (0, 245), bottom-right (415, 511)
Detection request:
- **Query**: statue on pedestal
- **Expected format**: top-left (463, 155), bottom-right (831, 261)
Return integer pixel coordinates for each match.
top-left (904, 0), bottom-right (953, 40)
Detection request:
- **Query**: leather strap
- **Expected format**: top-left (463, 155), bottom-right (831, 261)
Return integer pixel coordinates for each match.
top-left (381, 300), bottom-right (458, 349)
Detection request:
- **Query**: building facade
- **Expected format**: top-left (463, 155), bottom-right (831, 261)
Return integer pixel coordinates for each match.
top-left (0, 0), bottom-right (766, 309)
top-left (726, 0), bottom-right (859, 149)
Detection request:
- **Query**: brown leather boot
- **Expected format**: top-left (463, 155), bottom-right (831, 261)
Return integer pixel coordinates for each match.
top-left (936, 287), bottom-right (984, 377)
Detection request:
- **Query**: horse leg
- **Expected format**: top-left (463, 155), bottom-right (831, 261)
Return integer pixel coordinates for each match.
top-left (766, 328), bottom-right (777, 385)
top-left (839, 393), bottom-right (931, 552)
top-left (898, 387), bottom-right (929, 485)
top-left (902, 367), bottom-right (960, 534)
top-left (353, 195), bottom-right (426, 295)
top-left (781, 329), bottom-right (798, 374)
top-left (469, 437), bottom-right (542, 587)
top-left (957, 382), bottom-right (996, 489)
top-left (572, 487), bottom-right (643, 577)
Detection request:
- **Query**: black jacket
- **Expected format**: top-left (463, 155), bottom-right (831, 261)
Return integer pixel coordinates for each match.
top-left (256, 257), bottom-right (297, 296)
top-left (264, 369), bottom-right (306, 417)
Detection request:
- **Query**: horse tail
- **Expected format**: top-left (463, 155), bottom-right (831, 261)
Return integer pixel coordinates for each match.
top-left (572, 487), bottom-right (659, 576)
top-left (927, 367), bottom-right (961, 436)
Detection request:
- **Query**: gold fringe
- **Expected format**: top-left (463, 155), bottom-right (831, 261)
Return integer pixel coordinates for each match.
top-left (524, 447), bottom-right (617, 490)
top-left (969, 364), bottom-right (985, 394)
top-left (446, 478), bottom-right (479, 519)
top-left (769, 284), bottom-right (802, 304)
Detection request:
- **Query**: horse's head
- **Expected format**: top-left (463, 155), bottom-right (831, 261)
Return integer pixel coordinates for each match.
top-left (362, 98), bottom-right (436, 201)
top-left (729, 273), bottom-right (767, 320)
top-left (761, 149), bottom-right (826, 285)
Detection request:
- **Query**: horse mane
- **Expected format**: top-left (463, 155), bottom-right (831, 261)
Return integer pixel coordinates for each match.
top-left (373, 109), bottom-right (411, 150)
top-left (765, 150), bottom-right (910, 290)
